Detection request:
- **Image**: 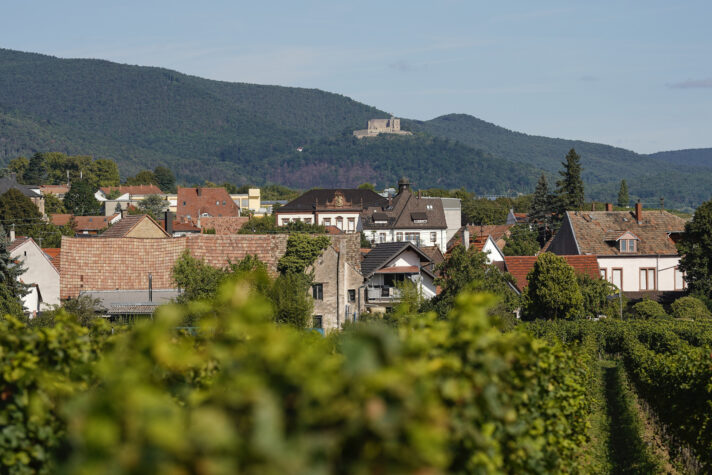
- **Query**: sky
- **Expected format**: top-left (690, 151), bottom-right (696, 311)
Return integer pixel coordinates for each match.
top-left (1, 0), bottom-right (711, 153)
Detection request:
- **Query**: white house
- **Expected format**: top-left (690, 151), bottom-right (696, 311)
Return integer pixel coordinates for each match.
top-left (8, 236), bottom-right (60, 313)
top-left (361, 242), bottom-right (437, 312)
top-left (275, 189), bottom-right (388, 232)
top-left (361, 178), bottom-right (450, 253)
top-left (547, 203), bottom-right (687, 295)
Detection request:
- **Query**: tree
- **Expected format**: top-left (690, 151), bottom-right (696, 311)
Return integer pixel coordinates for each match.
top-left (529, 174), bottom-right (551, 226)
top-left (63, 179), bottom-right (101, 216)
top-left (44, 194), bottom-right (65, 214)
top-left (503, 224), bottom-right (539, 256)
top-left (172, 250), bottom-right (227, 303)
top-left (578, 273), bottom-right (616, 318)
top-left (89, 159), bottom-right (120, 188)
top-left (135, 194), bottom-right (168, 220)
top-left (357, 183), bottom-right (376, 191)
top-left (125, 170), bottom-right (157, 186)
top-left (277, 233), bottom-right (331, 275)
top-left (0, 225), bottom-right (28, 316)
top-left (617, 179), bottom-right (629, 208)
top-left (153, 166), bottom-right (176, 193)
top-left (23, 153), bottom-right (47, 184)
top-left (554, 149), bottom-right (584, 215)
top-left (631, 299), bottom-right (668, 319)
top-left (427, 245), bottom-right (519, 318)
top-left (670, 296), bottom-right (711, 319)
top-left (8, 157), bottom-right (29, 182)
top-left (522, 253), bottom-right (583, 320)
top-left (0, 189), bottom-right (43, 231)
top-left (269, 273), bottom-right (313, 328)
top-left (677, 199), bottom-right (712, 297)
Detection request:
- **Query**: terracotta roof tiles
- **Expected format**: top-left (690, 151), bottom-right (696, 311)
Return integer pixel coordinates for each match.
top-left (504, 254), bottom-right (600, 292)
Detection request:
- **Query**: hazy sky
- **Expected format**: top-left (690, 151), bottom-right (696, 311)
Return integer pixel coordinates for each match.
top-left (2, 1), bottom-right (711, 153)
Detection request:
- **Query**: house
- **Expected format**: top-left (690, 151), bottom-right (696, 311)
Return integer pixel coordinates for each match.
top-left (547, 203), bottom-right (687, 297)
top-left (361, 178), bottom-right (449, 253)
top-left (54, 214), bottom-right (122, 235)
top-left (39, 184), bottom-right (70, 199)
top-left (0, 173), bottom-right (45, 215)
top-left (506, 209), bottom-right (528, 225)
top-left (79, 289), bottom-right (181, 324)
top-left (447, 226), bottom-right (509, 264)
top-left (361, 242), bottom-right (437, 312)
top-left (100, 214), bottom-right (170, 239)
top-left (230, 188), bottom-right (267, 216)
top-left (43, 248), bottom-right (61, 271)
top-left (504, 255), bottom-right (601, 294)
top-left (176, 187), bottom-right (240, 222)
top-left (275, 189), bottom-right (388, 232)
top-left (308, 234), bottom-right (364, 332)
top-left (8, 235), bottom-right (60, 311)
top-left (97, 185), bottom-right (165, 216)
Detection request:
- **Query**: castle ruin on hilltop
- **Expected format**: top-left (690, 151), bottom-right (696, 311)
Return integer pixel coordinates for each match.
top-left (353, 117), bottom-right (413, 139)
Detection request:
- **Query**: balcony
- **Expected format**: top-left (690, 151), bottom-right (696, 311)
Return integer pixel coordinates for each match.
top-left (366, 286), bottom-right (402, 304)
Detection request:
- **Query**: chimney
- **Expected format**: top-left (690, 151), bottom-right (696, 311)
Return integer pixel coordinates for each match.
top-left (463, 227), bottom-right (470, 251)
top-left (397, 177), bottom-right (411, 194)
top-left (197, 188), bottom-right (202, 196)
top-left (605, 203), bottom-right (613, 212)
top-left (148, 273), bottom-right (153, 302)
top-left (9, 224), bottom-right (15, 243)
top-left (635, 200), bottom-right (643, 224)
top-left (164, 210), bottom-right (174, 236)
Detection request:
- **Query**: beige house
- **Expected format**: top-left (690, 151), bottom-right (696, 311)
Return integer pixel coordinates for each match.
top-left (100, 214), bottom-right (170, 239)
top-left (8, 235), bottom-right (60, 312)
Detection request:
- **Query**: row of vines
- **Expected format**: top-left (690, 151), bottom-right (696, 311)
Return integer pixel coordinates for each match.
top-left (1, 283), bottom-right (597, 474)
top-left (530, 318), bottom-right (712, 471)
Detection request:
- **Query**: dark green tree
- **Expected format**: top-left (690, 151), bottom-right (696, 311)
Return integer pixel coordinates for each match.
top-left (23, 153), bottom-right (47, 184)
top-left (617, 179), bottom-right (629, 208)
top-left (529, 174), bottom-right (551, 225)
top-left (357, 183), bottom-right (376, 191)
top-left (277, 233), bottom-right (331, 275)
top-left (44, 194), bottom-right (66, 214)
top-left (631, 299), bottom-right (668, 319)
top-left (125, 170), bottom-right (157, 186)
top-left (153, 166), bottom-right (176, 193)
top-left (554, 149), bottom-right (584, 215)
top-left (0, 226), bottom-right (28, 316)
top-left (89, 159), bottom-right (120, 188)
top-left (522, 253), bottom-right (583, 320)
top-left (63, 179), bottom-right (101, 216)
top-left (135, 194), bottom-right (168, 220)
top-left (503, 224), bottom-right (540, 256)
top-left (172, 250), bottom-right (227, 303)
top-left (269, 273), bottom-right (313, 329)
top-left (677, 199), bottom-right (712, 297)
top-left (0, 189), bottom-right (72, 247)
top-left (577, 273), bottom-right (616, 318)
top-left (670, 296), bottom-right (711, 319)
top-left (8, 157), bottom-right (29, 182)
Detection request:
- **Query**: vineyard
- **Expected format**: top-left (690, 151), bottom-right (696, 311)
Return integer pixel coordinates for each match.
top-left (1, 281), bottom-right (712, 473)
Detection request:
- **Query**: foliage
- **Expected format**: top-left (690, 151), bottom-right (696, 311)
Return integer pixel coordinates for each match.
top-left (670, 295), bottom-right (711, 319)
top-left (43, 193), bottom-right (65, 214)
top-left (238, 214), bottom-right (326, 234)
top-left (134, 194), bottom-right (168, 220)
top-left (357, 182), bottom-right (376, 191)
top-left (269, 273), bottom-right (313, 328)
top-left (522, 253), bottom-right (583, 320)
top-left (63, 179), bottom-right (101, 216)
top-left (0, 189), bottom-right (69, 247)
top-left (503, 224), bottom-right (539, 256)
top-left (0, 227), bottom-right (28, 316)
top-left (172, 250), bottom-right (227, 303)
top-left (277, 233), bottom-right (331, 275)
top-left (555, 148), bottom-right (585, 215)
top-left (427, 245), bottom-right (519, 318)
top-left (578, 273), bottom-right (616, 318)
top-left (40, 295), bottom-right (103, 327)
top-left (631, 299), bottom-right (668, 319)
top-left (23, 153), bottom-right (47, 184)
top-left (153, 166), bottom-right (176, 192)
top-left (124, 169), bottom-right (157, 186)
top-left (677, 199), bottom-right (712, 297)
top-left (8, 156), bottom-right (29, 179)
top-left (617, 179), bottom-right (629, 208)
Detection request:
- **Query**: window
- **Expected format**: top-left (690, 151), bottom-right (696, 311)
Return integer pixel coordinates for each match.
top-left (222, 201), bottom-right (226, 206)
top-left (396, 232), bottom-right (403, 241)
top-left (348, 289), bottom-right (356, 302)
top-left (612, 268), bottom-right (623, 290)
top-left (304, 218), bottom-right (312, 224)
top-left (183, 201), bottom-right (186, 206)
top-left (675, 267), bottom-right (686, 290)
top-left (405, 232), bottom-right (420, 245)
top-left (313, 315), bottom-right (323, 329)
top-left (379, 233), bottom-right (386, 243)
top-left (600, 268), bottom-right (607, 280)
top-left (312, 283), bottom-right (323, 300)
top-left (281, 219), bottom-right (290, 226)
top-left (323, 218), bottom-right (331, 226)
top-left (430, 232), bottom-right (437, 243)
top-left (639, 268), bottom-right (656, 291)
top-left (347, 217), bottom-right (355, 232)
top-left (216, 201), bottom-right (220, 205)
top-left (620, 239), bottom-right (636, 253)
top-left (336, 217), bottom-right (344, 230)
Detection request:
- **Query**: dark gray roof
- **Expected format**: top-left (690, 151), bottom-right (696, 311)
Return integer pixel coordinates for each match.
top-left (0, 174), bottom-right (41, 198)
top-left (362, 188), bottom-right (447, 230)
top-left (361, 242), bottom-right (434, 278)
top-left (80, 289), bottom-right (180, 314)
top-left (279, 189), bottom-right (388, 212)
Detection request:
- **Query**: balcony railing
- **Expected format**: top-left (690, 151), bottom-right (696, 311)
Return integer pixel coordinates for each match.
top-left (366, 286), bottom-right (402, 303)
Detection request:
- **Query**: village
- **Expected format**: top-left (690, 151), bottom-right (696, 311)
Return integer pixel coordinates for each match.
top-left (1, 152), bottom-right (689, 331)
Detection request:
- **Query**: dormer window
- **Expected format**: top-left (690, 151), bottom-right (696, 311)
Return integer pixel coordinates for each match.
top-left (411, 212), bottom-right (427, 224)
top-left (620, 239), bottom-right (637, 253)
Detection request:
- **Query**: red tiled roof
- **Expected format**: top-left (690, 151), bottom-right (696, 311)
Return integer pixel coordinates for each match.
top-left (40, 185), bottom-right (70, 195)
top-left (100, 214), bottom-right (169, 238)
top-left (50, 214), bottom-right (73, 226)
top-left (177, 187), bottom-right (240, 220)
top-left (199, 216), bottom-right (249, 235)
top-left (504, 254), bottom-right (600, 292)
top-left (324, 225), bottom-right (343, 235)
top-left (43, 248), bottom-right (61, 271)
top-left (8, 237), bottom-right (30, 253)
top-left (73, 215), bottom-right (118, 232)
top-left (101, 185), bottom-right (163, 196)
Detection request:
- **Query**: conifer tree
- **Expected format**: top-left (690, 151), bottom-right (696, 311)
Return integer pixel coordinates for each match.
top-left (529, 174), bottom-right (551, 224)
top-left (617, 179), bottom-right (629, 208)
top-left (554, 148), bottom-right (584, 215)
top-left (0, 225), bottom-right (28, 316)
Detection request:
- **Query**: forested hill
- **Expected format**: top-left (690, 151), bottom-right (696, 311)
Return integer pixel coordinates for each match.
top-left (647, 148), bottom-right (712, 169)
top-left (1, 48), bottom-right (712, 208)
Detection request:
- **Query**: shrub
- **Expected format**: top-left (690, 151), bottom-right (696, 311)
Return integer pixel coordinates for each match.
top-left (631, 299), bottom-right (668, 319)
top-left (670, 295), bottom-right (711, 319)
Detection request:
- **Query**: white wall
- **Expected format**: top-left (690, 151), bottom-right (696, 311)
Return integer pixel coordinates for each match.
top-left (364, 228), bottom-right (448, 253)
top-left (11, 240), bottom-right (60, 309)
top-left (481, 237), bottom-right (504, 264)
top-left (275, 211), bottom-right (362, 232)
top-left (387, 249), bottom-right (421, 268)
top-left (598, 255), bottom-right (683, 292)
